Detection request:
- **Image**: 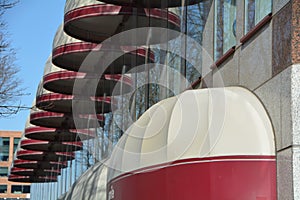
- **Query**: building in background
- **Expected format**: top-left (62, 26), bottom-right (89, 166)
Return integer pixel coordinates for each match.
top-left (0, 131), bottom-right (30, 200)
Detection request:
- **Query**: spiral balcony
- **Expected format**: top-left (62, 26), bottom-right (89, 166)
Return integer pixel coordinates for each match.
top-left (8, 174), bottom-right (58, 183)
top-left (64, 0), bottom-right (180, 45)
top-left (10, 167), bottom-right (61, 177)
top-left (52, 25), bottom-right (154, 73)
top-left (13, 159), bottom-right (68, 169)
top-left (43, 62), bottom-right (133, 96)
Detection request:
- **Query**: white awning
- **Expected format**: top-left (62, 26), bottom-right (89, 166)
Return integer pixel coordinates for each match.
top-left (59, 161), bottom-right (107, 200)
top-left (108, 87), bottom-right (275, 180)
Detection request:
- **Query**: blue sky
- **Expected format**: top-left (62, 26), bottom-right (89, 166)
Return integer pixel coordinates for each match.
top-left (0, 1), bottom-right (65, 131)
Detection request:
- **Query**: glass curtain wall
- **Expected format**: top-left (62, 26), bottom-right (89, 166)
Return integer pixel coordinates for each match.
top-left (30, 0), bottom-right (212, 199)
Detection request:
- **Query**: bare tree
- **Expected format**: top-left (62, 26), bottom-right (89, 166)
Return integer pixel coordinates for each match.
top-left (0, 0), bottom-right (26, 117)
top-left (0, 0), bottom-right (18, 10)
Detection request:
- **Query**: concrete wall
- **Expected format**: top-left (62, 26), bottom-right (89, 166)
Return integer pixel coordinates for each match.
top-left (200, 0), bottom-right (300, 199)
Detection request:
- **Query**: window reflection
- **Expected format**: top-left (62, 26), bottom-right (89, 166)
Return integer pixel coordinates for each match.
top-left (13, 138), bottom-right (20, 154)
top-left (0, 137), bottom-right (10, 161)
top-left (245, 0), bottom-right (272, 33)
top-left (214, 0), bottom-right (236, 60)
top-left (0, 185), bottom-right (7, 193)
top-left (0, 167), bottom-right (8, 177)
top-left (11, 185), bottom-right (31, 193)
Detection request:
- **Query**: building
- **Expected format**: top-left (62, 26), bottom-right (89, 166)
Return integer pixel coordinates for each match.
top-left (0, 131), bottom-right (30, 200)
top-left (8, 0), bottom-right (300, 199)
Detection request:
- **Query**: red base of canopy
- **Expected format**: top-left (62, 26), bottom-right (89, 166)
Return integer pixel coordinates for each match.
top-left (108, 156), bottom-right (277, 200)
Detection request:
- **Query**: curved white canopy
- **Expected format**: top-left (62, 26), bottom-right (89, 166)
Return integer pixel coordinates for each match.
top-left (58, 161), bottom-right (107, 200)
top-left (108, 87), bottom-right (275, 180)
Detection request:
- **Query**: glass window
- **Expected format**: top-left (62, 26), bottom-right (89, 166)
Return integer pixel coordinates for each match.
top-left (214, 0), bottom-right (237, 60)
top-left (11, 185), bottom-right (31, 193)
top-left (13, 138), bottom-right (20, 153)
top-left (0, 167), bottom-right (8, 177)
top-left (245, 0), bottom-right (272, 33)
top-left (0, 137), bottom-right (10, 161)
top-left (0, 185), bottom-right (7, 193)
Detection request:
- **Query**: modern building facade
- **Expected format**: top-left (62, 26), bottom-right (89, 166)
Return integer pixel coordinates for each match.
top-left (0, 131), bottom-right (30, 200)
top-left (7, 0), bottom-right (300, 199)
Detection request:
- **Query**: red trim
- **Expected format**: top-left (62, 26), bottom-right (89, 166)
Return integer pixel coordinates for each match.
top-left (43, 71), bottom-right (85, 84)
top-left (186, 77), bottom-right (202, 90)
top-left (43, 71), bottom-right (133, 86)
top-left (20, 139), bottom-right (83, 148)
top-left (36, 92), bottom-right (114, 105)
top-left (111, 155), bottom-right (276, 182)
top-left (99, 0), bottom-right (201, 8)
top-left (11, 167), bottom-right (61, 174)
top-left (108, 155), bottom-right (276, 200)
top-left (240, 13), bottom-right (272, 44)
top-left (14, 159), bottom-right (67, 167)
top-left (104, 74), bottom-right (133, 85)
top-left (17, 150), bottom-right (75, 157)
top-left (8, 174), bottom-right (58, 182)
top-left (36, 93), bottom-right (73, 102)
top-left (52, 42), bottom-right (98, 59)
top-left (53, 43), bottom-right (155, 62)
top-left (30, 111), bottom-right (64, 119)
top-left (25, 126), bottom-right (95, 138)
top-left (64, 4), bottom-right (180, 28)
top-left (30, 111), bottom-right (104, 122)
top-left (211, 46), bottom-right (236, 69)
top-left (121, 47), bottom-right (155, 61)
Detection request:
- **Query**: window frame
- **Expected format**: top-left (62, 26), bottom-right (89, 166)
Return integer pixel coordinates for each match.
top-left (244, 0), bottom-right (272, 34)
top-left (214, 0), bottom-right (237, 61)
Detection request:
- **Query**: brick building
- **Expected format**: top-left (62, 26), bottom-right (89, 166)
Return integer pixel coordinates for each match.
top-left (0, 131), bottom-right (30, 200)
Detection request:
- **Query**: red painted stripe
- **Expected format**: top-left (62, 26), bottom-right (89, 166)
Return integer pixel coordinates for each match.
top-left (36, 93), bottom-right (114, 104)
top-left (111, 155), bottom-right (276, 182)
top-left (11, 167), bottom-right (61, 174)
top-left (43, 71), bottom-right (133, 86)
top-left (43, 71), bottom-right (85, 84)
top-left (20, 139), bottom-right (83, 147)
top-left (8, 174), bottom-right (58, 181)
top-left (64, 4), bottom-right (180, 27)
top-left (104, 74), bottom-right (133, 85)
top-left (30, 111), bottom-right (104, 122)
top-left (24, 126), bottom-right (94, 137)
top-left (53, 43), bottom-right (155, 62)
top-left (14, 159), bottom-right (67, 167)
top-left (108, 156), bottom-right (277, 200)
top-left (52, 42), bottom-right (98, 59)
top-left (17, 150), bottom-right (75, 157)
top-left (30, 111), bottom-right (65, 119)
top-left (36, 93), bottom-right (74, 102)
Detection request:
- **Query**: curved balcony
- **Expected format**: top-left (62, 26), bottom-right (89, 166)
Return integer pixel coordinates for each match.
top-left (8, 174), bottom-right (57, 183)
top-left (20, 139), bottom-right (83, 152)
top-left (25, 126), bottom-right (95, 142)
top-left (14, 159), bottom-right (68, 169)
top-left (30, 107), bottom-right (104, 129)
top-left (36, 78), bottom-right (115, 114)
top-left (52, 25), bottom-right (154, 73)
top-left (17, 150), bottom-right (75, 162)
top-left (43, 62), bottom-right (133, 96)
top-left (10, 167), bottom-right (61, 177)
top-left (64, 0), bottom-right (180, 45)
top-left (98, 0), bottom-right (203, 8)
